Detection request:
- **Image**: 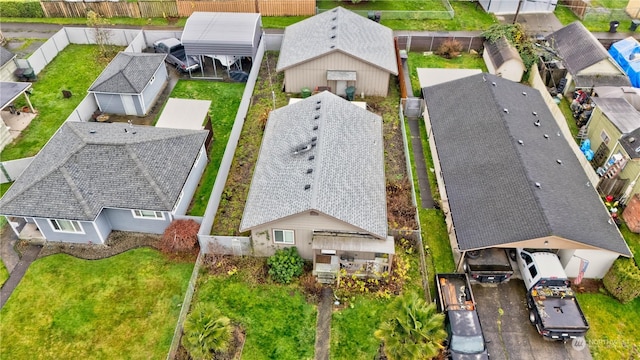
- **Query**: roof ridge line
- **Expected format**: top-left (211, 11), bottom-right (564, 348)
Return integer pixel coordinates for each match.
top-left (59, 166), bottom-right (94, 219)
top-left (309, 94), bottom-right (327, 209)
top-left (125, 144), bottom-right (173, 209)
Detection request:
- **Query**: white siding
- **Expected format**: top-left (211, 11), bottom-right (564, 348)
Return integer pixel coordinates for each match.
top-left (558, 249), bottom-right (620, 278)
top-left (250, 211), bottom-right (369, 259)
top-left (283, 52), bottom-right (392, 96)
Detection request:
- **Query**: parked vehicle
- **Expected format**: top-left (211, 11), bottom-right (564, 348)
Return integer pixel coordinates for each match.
top-left (436, 273), bottom-right (490, 360)
top-left (515, 249), bottom-right (589, 341)
top-left (153, 38), bottom-right (200, 73)
top-left (463, 248), bottom-right (514, 283)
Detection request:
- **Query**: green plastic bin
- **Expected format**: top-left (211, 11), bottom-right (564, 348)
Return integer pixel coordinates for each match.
top-left (301, 87), bottom-right (311, 98)
top-left (345, 86), bottom-right (356, 101)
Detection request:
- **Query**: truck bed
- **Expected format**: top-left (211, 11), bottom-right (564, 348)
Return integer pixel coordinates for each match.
top-left (466, 248), bottom-right (513, 283)
top-left (437, 274), bottom-right (474, 311)
top-left (531, 288), bottom-right (589, 330)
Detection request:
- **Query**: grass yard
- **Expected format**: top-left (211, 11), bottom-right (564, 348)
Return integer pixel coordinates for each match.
top-left (0, 45), bottom-right (115, 161)
top-left (577, 292), bottom-right (640, 360)
top-left (0, 261), bottom-right (8, 287)
top-left (318, 0), bottom-right (448, 11)
top-left (194, 266), bottom-right (317, 360)
top-left (554, 2), bottom-right (635, 32)
top-left (331, 296), bottom-right (390, 359)
top-left (167, 80), bottom-right (245, 216)
top-left (383, 2), bottom-right (499, 30)
top-left (0, 248), bottom-right (194, 359)
top-left (620, 223), bottom-right (640, 266)
top-left (408, 51), bottom-right (487, 96)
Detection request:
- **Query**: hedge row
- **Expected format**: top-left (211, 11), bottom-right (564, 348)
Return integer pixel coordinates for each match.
top-left (603, 257), bottom-right (640, 303)
top-left (1, 2), bottom-right (45, 18)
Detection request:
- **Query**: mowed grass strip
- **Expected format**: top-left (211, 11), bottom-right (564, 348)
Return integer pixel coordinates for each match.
top-left (166, 80), bottom-right (245, 216)
top-left (195, 273), bottom-right (317, 359)
top-left (1, 45), bottom-right (114, 160)
top-left (0, 248), bottom-right (193, 359)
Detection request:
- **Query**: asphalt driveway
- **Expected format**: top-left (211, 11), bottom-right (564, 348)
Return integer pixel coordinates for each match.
top-left (472, 280), bottom-right (592, 360)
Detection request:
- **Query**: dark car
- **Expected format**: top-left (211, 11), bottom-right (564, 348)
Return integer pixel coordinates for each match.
top-left (153, 38), bottom-right (200, 73)
top-left (446, 310), bottom-right (490, 360)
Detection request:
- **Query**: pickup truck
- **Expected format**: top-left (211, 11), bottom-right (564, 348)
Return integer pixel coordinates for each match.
top-left (516, 249), bottom-right (589, 341)
top-left (153, 38), bottom-right (201, 73)
top-left (436, 273), bottom-right (489, 360)
top-left (464, 248), bottom-right (514, 283)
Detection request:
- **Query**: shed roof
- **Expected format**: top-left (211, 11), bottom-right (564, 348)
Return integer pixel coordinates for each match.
top-left (592, 97), bottom-right (640, 134)
top-left (181, 12), bottom-right (262, 56)
top-left (0, 122), bottom-right (208, 221)
top-left (423, 73), bottom-right (630, 256)
top-left (620, 128), bottom-right (640, 159)
top-left (276, 7), bottom-right (398, 75)
top-left (594, 86), bottom-right (640, 111)
top-left (240, 91), bottom-right (387, 238)
top-left (88, 52), bottom-right (166, 94)
top-left (0, 47), bottom-right (16, 67)
top-left (155, 98), bottom-right (211, 130)
top-left (0, 81), bottom-right (31, 109)
top-left (484, 37), bottom-right (523, 69)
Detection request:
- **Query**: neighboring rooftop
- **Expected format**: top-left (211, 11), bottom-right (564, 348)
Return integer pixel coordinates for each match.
top-left (423, 73), bottom-right (631, 256)
top-left (181, 12), bottom-right (262, 57)
top-left (276, 6), bottom-right (398, 75)
top-left (592, 97), bottom-right (640, 134)
top-left (620, 128), bottom-right (640, 159)
top-left (483, 37), bottom-right (523, 69)
top-left (0, 122), bottom-right (208, 221)
top-left (88, 52), bottom-right (166, 94)
top-left (0, 81), bottom-right (31, 109)
top-left (0, 47), bottom-right (16, 67)
top-left (240, 91), bottom-right (387, 238)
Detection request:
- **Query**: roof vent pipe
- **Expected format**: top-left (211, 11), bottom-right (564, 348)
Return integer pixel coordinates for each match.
top-left (304, 184), bottom-right (311, 190)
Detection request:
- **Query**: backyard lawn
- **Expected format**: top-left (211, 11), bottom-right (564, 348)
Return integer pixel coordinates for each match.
top-left (193, 262), bottom-right (317, 360)
top-left (555, 2), bottom-right (635, 32)
top-left (0, 262), bottom-right (8, 287)
top-left (166, 80), bottom-right (245, 216)
top-left (1, 45), bottom-right (116, 161)
top-left (0, 248), bottom-right (193, 359)
top-left (408, 51), bottom-right (487, 96)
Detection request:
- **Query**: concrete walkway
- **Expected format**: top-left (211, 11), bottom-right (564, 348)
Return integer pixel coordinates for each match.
top-left (314, 287), bottom-right (333, 360)
top-left (1, 224), bottom-right (20, 273)
top-left (0, 244), bottom-right (42, 309)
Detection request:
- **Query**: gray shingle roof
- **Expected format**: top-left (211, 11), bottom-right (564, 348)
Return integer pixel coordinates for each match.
top-left (276, 7), bottom-right (398, 75)
top-left (88, 52), bottom-right (166, 94)
top-left (240, 91), bottom-right (387, 238)
top-left (423, 73), bottom-right (631, 256)
top-left (620, 128), bottom-right (640, 159)
top-left (547, 21), bottom-right (630, 87)
top-left (0, 47), bottom-right (16, 67)
top-left (0, 122), bottom-right (208, 221)
top-left (592, 97), bottom-right (640, 134)
top-left (484, 37), bottom-right (522, 69)
top-left (0, 81), bottom-right (31, 109)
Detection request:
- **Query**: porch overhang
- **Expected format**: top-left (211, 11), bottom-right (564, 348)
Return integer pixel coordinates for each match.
top-left (312, 231), bottom-right (395, 254)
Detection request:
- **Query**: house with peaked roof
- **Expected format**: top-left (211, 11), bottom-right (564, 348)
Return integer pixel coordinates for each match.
top-left (0, 47), bottom-right (17, 82)
top-left (240, 91), bottom-right (394, 283)
top-left (276, 7), bottom-right (398, 97)
top-left (88, 52), bottom-right (168, 116)
top-left (483, 37), bottom-right (524, 83)
top-left (546, 22), bottom-right (630, 95)
top-left (584, 97), bottom-right (640, 199)
top-left (0, 122), bottom-right (208, 244)
top-left (422, 73), bottom-right (632, 279)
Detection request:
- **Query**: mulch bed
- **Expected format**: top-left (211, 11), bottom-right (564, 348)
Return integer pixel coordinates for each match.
top-left (36, 231), bottom-right (162, 260)
top-left (571, 278), bottom-right (604, 294)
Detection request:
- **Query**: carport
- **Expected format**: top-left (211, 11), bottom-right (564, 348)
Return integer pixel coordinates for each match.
top-left (181, 12), bottom-right (262, 79)
top-left (0, 81), bottom-right (34, 151)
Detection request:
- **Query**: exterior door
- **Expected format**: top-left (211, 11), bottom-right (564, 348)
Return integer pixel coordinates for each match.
top-left (121, 95), bottom-right (136, 116)
top-left (336, 80), bottom-right (347, 96)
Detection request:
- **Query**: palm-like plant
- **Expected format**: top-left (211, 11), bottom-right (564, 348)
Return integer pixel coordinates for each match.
top-left (182, 302), bottom-right (232, 360)
top-left (374, 292), bottom-right (446, 360)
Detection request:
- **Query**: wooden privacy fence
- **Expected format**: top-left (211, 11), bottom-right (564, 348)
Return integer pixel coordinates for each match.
top-left (560, 0), bottom-right (588, 19)
top-left (40, 0), bottom-right (314, 18)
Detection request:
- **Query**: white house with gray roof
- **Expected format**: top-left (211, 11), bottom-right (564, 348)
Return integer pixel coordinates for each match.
top-left (240, 91), bottom-right (394, 282)
top-left (277, 7), bottom-right (398, 97)
top-left (88, 52), bottom-right (168, 116)
top-left (423, 73), bottom-right (631, 279)
top-left (0, 122), bottom-right (208, 244)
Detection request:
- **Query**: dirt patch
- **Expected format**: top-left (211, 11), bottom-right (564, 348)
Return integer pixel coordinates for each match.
top-left (37, 231), bottom-right (162, 260)
top-left (571, 278), bottom-right (604, 294)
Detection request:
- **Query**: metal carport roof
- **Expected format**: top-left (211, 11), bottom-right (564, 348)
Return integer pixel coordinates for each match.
top-left (181, 12), bottom-right (262, 58)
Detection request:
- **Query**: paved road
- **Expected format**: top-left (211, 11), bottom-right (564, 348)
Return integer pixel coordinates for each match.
top-left (473, 280), bottom-right (592, 360)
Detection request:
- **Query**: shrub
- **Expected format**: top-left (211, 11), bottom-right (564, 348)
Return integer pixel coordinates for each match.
top-left (482, 24), bottom-right (538, 72)
top-left (159, 219), bottom-right (200, 254)
top-left (435, 39), bottom-right (462, 59)
top-left (602, 258), bottom-right (640, 303)
top-left (182, 303), bottom-right (232, 360)
top-left (267, 247), bottom-right (304, 284)
top-left (0, 2), bottom-right (44, 18)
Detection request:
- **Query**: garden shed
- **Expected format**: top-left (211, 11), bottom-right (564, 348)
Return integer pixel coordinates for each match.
top-left (609, 37), bottom-right (640, 88)
top-left (0, 81), bottom-right (34, 151)
top-left (88, 52), bottom-right (168, 116)
top-left (277, 7), bottom-right (398, 97)
top-left (0, 47), bottom-right (17, 82)
top-left (483, 37), bottom-right (524, 83)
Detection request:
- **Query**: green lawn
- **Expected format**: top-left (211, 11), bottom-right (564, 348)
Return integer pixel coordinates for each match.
top-left (0, 261), bottom-right (8, 287)
top-left (0, 248), bottom-right (194, 359)
top-left (555, 2), bottom-right (634, 32)
top-left (620, 223), bottom-right (640, 266)
top-left (577, 292), bottom-right (640, 360)
top-left (383, 2), bottom-right (498, 30)
top-left (194, 269), bottom-right (316, 359)
top-left (166, 81), bottom-right (245, 216)
top-left (331, 296), bottom-right (390, 359)
top-left (408, 51), bottom-right (487, 96)
top-left (317, 0), bottom-right (448, 11)
top-left (0, 45), bottom-right (113, 161)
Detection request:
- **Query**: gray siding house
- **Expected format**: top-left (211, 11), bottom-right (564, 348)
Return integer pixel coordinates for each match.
top-left (88, 52), bottom-right (168, 116)
top-left (277, 7), bottom-right (398, 97)
top-left (422, 73), bottom-right (631, 279)
top-left (240, 91), bottom-right (394, 282)
top-left (0, 122), bottom-right (208, 244)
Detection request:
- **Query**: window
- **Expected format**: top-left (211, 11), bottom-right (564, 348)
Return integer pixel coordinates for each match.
top-left (528, 265), bottom-right (538, 279)
top-left (601, 130), bottom-right (610, 145)
top-left (132, 210), bottom-right (165, 220)
top-left (273, 229), bottom-right (294, 244)
top-left (50, 219), bottom-right (84, 234)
